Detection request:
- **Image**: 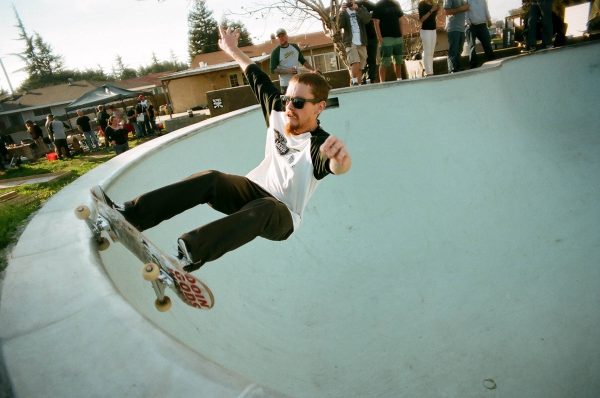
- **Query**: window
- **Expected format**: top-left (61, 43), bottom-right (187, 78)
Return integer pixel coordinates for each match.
top-left (229, 74), bottom-right (240, 87)
top-left (308, 53), bottom-right (342, 73)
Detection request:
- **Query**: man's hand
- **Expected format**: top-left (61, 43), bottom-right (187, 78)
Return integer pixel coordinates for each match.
top-left (218, 25), bottom-right (254, 71)
top-left (320, 135), bottom-right (351, 175)
top-left (218, 26), bottom-right (240, 53)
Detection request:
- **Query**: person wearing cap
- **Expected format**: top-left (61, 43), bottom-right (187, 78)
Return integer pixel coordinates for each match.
top-left (270, 28), bottom-right (318, 93)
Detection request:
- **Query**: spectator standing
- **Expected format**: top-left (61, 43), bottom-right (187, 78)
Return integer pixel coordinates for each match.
top-left (135, 95), bottom-right (151, 137)
top-left (96, 105), bottom-right (110, 134)
top-left (357, 1), bottom-right (379, 83)
top-left (372, 0), bottom-right (405, 82)
top-left (147, 103), bottom-right (158, 134)
top-left (75, 109), bottom-right (100, 151)
top-left (270, 28), bottom-right (317, 93)
top-left (340, 1), bottom-right (372, 86)
top-left (466, 0), bottom-right (495, 68)
top-left (0, 135), bottom-right (8, 170)
top-left (418, 0), bottom-right (440, 76)
top-left (25, 120), bottom-right (49, 158)
top-left (104, 116), bottom-right (129, 155)
top-left (444, 0), bottom-right (470, 73)
top-left (45, 114), bottom-right (72, 159)
top-left (527, 0), bottom-right (554, 51)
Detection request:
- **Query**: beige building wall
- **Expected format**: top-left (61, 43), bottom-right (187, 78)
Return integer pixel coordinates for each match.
top-left (164, 61), bottom-right (274, 113)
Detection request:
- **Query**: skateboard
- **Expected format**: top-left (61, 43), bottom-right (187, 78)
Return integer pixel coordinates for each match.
top-left (74, 186), bottom-right (214, 312)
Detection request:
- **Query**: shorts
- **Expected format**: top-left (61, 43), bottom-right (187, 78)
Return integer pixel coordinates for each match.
top-left (346, 44), bottom-right (367, 69)
top-left (380, 37), bottom-right (404, 67)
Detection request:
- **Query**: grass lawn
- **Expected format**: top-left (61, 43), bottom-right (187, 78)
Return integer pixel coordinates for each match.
top-left (0, 137), bottom-right (150, 273)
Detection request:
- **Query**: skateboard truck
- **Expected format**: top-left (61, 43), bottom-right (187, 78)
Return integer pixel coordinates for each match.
top-left (142, 262), bottom-right (173, 312)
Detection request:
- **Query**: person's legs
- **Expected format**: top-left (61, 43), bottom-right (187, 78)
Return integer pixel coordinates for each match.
top-left (391, 37), bottom-right (404, 79)
top-left (180, 196), bottom-right (293, 268)
top-left (467, 25), bottom-right (478, 68)
top-left (527, 5), bottom-right (541, 50)
top-left (123, 170), bottom-right (294, 268)
top-left (365, 38), bottom-right (378, 82)
top-left (379, 37), bottom-right (393, 82)
top-left (420, 29), bottom-right (436, 75)
top-left (447, 30), bottom-right (462, 73)
top-left (479, 27), bottom-right (495, 62)
top-left (540, 0), bottom-right (554, 48)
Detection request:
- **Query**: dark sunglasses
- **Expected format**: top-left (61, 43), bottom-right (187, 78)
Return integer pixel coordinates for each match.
top-left (280, 95), bottom-right (323, 109)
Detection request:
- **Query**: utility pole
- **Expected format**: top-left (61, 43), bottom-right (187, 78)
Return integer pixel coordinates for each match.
top-left (0, 57), bottom-right (16, 96)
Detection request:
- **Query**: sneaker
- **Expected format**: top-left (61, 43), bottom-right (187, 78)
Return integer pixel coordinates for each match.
top-left (177, 238), bottom-right (193, 264)
top-left (177, 238), bottom-right (204, 272)
top-left (91, 185), bottom-right (125, 212)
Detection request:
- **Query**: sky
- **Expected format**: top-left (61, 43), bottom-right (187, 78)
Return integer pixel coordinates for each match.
top-left (0, 0), bottom-right (591, 93)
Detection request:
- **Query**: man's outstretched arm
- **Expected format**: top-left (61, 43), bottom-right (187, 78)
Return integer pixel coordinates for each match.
top-left (218, 26), bottom-right (253, 71)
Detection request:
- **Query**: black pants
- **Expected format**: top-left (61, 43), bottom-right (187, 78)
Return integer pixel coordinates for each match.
top-left (466, 23), bottom-right (495, 69)
top-left (123, 170), bottom-right (294, 266)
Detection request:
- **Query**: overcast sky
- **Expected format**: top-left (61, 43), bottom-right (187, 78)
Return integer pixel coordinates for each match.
top-left (0, 0), bottom-right (588, 92)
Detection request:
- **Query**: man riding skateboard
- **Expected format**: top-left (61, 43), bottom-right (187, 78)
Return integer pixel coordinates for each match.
top-left (98, 26), bottom-right (351, 273)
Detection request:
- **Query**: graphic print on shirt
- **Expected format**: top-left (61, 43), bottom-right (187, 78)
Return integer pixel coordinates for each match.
top-left (274, 128), bottom-right (300, 164)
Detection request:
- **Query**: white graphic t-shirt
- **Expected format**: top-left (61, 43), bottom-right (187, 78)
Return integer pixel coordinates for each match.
top-left (246, 111), bottom-right (329, 229)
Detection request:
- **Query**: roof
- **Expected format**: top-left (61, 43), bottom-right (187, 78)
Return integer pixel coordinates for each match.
top-left (4, 80), bottom-right (102, 110)
top-left (114, 71), bottom-right (173, 91)
top-left (65, 84), bottom-right (151, 111)
top-left (190, 31), bottom-right (333, 68)
top-left (163, 55), bottom-right (271, 81)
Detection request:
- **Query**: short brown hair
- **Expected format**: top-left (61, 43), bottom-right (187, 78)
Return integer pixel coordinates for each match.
top-left (289, 73), bottom-right (330, 103)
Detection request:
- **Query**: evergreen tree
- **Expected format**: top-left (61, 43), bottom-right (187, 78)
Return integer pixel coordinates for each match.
top-left (221, 18), bottom-right (254, 47)
top-left (187, 0), bottom-right (220, 60)
top-left (114, 55), bottom-right (138, 80)
top-left (13, 7), bottom-right (66, 90)
top-left (32, 32), bottom-right (64, 76)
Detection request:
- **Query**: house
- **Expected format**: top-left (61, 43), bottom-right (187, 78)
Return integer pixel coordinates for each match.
top-left (115, 72), bottom-right (171, 106)
top-left (160, 31), bottom-right (343, 113)
top-left (0, 73), bottom-right (170, 142)
top-left (0, 80), bottom-right (101, 140)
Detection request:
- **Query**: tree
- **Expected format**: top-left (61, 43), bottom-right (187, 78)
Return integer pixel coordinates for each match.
top-left (12, 7), bottom-right (66, 90)
top-left (114, 55), bottom-right (138, 80)
top-left (188, 0), bottom-right (220, 59)
top-left (32, 32), bottom-right (64, 77)
top-left (220, 18), bottom-right (253, 47)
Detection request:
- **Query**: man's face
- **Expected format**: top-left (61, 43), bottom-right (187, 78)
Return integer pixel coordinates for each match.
top-left (283, 81), bottom-right (324, 136)
top-left (277, 33), bottom-right (288, 46)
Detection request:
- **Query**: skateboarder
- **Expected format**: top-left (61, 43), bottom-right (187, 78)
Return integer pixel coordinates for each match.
top-left (98, 26), bottom-right (351, 272)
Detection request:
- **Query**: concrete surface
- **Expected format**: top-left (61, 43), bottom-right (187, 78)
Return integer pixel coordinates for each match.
top-left (1, 41), bottom-right (599, 398)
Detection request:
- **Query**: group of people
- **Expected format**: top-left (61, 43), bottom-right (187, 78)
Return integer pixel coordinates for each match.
top-left (270, 0), bottom-right (498, 87)
top-left (17, 93), bottom-right (160, 162)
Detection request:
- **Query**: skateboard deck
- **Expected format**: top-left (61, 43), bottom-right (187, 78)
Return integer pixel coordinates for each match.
top-left (75, 186), bottom-right (214, 311)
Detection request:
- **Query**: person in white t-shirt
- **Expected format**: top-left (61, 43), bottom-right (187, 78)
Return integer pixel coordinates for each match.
top-left (96, 26), bottom-right (351, 273)
top-left (270, 28), bottom-right (318, 93)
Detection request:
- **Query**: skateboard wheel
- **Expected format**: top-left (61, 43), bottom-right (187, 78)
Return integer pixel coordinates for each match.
top-left (142, 263), bottom-right (161, 281)
top-left (155, 296), bottom-right (172, 312)
top-left (74, 205), bottom-right (90, 219)
top-left (97, 237), bottom-right (110, 251)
